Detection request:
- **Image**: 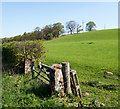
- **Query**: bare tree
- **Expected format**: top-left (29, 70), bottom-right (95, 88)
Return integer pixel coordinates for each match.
top-left (66, 21), bottom-right (77, 34)
top-left (76, 24), bottom-right (83, 33)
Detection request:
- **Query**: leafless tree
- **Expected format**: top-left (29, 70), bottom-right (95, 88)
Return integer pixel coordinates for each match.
top-left (66, 21), bottom-right (77, 34)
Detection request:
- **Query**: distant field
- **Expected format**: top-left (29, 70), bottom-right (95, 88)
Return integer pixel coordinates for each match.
top-left (44, 29), bottom-right (118, 74)
top-left (44, 29), bottom-right (118, 107)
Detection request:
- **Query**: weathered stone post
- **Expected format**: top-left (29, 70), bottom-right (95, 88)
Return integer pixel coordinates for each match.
top-left (24, 57), bottom-right (31, 74)
top-left (50, 64), bottom-right (64, 96)
top-left (62, 62), bottom-right (72, 95)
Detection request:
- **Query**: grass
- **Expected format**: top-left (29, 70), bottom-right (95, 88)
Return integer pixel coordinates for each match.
top-left (44, 29), bottom-right (118, 74)
top-left (43, 29), bottom-right (119, 107)
top-left (2, 29), bottom-right (119, 107)
top-left (2, 73), bottom-right (73, 108)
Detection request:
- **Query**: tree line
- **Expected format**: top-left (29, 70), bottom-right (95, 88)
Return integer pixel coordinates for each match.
top-left (2, 21), bottom-right (96, 44)
top-left (2, 20), bottom-right (96, 73)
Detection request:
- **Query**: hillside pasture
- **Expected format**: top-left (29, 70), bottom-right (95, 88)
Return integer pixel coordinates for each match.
top-left (44, 29), bottom-right (118, 107)
top-left (2, 29), bottom-right (118, 107)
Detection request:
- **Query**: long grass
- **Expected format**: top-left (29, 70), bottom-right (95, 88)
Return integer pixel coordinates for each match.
top-left (2, 73), bottom-right (70, 108)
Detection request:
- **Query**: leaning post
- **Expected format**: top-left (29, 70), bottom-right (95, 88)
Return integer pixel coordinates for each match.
top-left (62, 62), bottom-right (72, 95)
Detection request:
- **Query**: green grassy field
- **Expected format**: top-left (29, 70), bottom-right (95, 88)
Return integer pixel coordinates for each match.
top-left (2, 29), bottom-right (119, 107)
top-left (2, 73), bottom-right (72, 108)
top-left (43, 29), bottom-right (118, 107)
top-left (44, 29), bottom-right (118, 74)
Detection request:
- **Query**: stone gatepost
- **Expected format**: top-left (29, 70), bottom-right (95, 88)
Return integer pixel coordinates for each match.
top-left (24, 58), bottom-right (31, 74)
top-left (50, 64), bottom-right (64, 96)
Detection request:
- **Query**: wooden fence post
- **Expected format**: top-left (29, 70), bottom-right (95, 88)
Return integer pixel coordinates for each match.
top-left (74, 73), bottom-right (82, 98)
top-left (62, 62), bottom-right (72, 95)
top-left (50, 69), bottom-right (55, 95)
top-left (70, 70), bottom-right (77, 96)
top-left (70, 70), bottom-right (82, 98)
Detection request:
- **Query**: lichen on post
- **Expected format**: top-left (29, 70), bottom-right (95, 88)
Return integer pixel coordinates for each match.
top-left (50, 64), bottom-right (64, 96)
top-left (24, 57), bottom-right (31, 74)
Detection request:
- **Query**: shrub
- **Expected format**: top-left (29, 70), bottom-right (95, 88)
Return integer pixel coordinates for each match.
top-left (2, 40), bottom-right (46, 73)
top-left (2, 41), bottom-right (17, 72)
top-left (47, 33), bottom-right (53, 40)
